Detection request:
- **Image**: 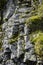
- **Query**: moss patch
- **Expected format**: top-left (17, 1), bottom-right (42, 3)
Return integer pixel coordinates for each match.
top-left (34, 33), bottom-right (43, 58)
top-left (30, 31), bottom-right (43, 43)
top-left (30, 31), bottom-right (43, 59)
top-left (9, 35), bottom-right (19, 44)
top-left (25, 15), bottom-right (43, 33)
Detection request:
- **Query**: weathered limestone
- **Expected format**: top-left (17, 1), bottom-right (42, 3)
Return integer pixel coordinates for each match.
top-left (1, 0), bottom-right (43, 65)
top-left (31, 0), bottom-right (34, 6)
top-left (11, 42), bottom-right (17, 59)
top-left (39, 0), bottom-right (42, 5)
top-left (17, 38), bottom-right (24, 58)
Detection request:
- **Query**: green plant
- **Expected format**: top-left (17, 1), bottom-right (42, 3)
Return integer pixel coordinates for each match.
top-left (30, 32), bottom-right (43, 61)
top-left (34, 35), bottom-right (43, 60)
top-left (9, 35), bottom-right (19, 44)
top-left (26, 15), bottom-right (43, 33)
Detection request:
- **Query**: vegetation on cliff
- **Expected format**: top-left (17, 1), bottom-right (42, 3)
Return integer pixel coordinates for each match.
top-left (25, 4), bottom-right (43, 62)
top-left (0, 1), bottom-right (43, 64)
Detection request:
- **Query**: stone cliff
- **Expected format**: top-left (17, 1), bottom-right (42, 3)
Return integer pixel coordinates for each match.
top-left (0, 0), bottom-right (42, 65)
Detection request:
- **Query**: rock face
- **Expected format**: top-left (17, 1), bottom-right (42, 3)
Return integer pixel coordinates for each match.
top-left (0, 0), bottom-right (41, 65)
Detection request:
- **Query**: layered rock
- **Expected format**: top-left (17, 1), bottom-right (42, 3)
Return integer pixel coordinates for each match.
top-left (0, 0), bottom-right (42, 65)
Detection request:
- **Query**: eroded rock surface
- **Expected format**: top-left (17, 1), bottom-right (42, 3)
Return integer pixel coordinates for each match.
top-left (0, 0), bottom-right (38, 65)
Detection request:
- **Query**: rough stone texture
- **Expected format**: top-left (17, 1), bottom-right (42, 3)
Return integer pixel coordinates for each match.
top-left (0, 0), bottom-right (42, 65)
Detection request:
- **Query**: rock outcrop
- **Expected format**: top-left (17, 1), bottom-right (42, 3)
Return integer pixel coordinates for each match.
top-left (0, 0), bottom-right (42, 65)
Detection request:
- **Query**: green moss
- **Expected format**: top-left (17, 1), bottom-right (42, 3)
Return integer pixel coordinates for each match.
top-left (12, 33), bottom-right (19, 39)
top-left (34, 34), bottom-right (43, 57)
top-left (26, 15), bottom-right (41, 24)
top-left (30, 31), bottom-right (43, 43)
top-left (19, 14), bottom-right (25, 18)
top-left (25, 5), bottom-right (43, 33)
top-left (25, 15), bottom-right (43, 33)
top-left (30, 31), bottom-right (43, 59)
top-left (26, 4), bottom-right (43, 60)
top-left (9, 38), bottom-right (17, 44)
top-left (0, 48), bottom-right (3, 51)
top-left (38, 5), bottom-right (43, 15)
top-left (31, 10), bottom-right (38, 16)
top-left (9, 35), bottom-right (19, 44)
top-left (9, 39), bottom-right (17, 44)
top-left (35, 40), bottom-right (43, 60)
top-left (24, 10), bottom-right (30, 14)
